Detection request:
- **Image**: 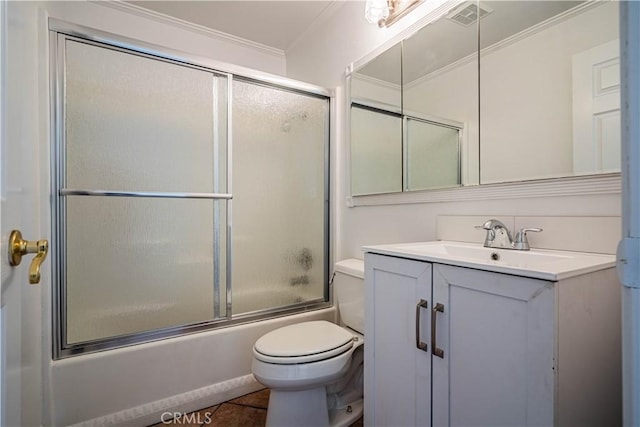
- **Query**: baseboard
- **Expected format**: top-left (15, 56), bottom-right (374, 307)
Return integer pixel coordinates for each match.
top-left (70, 374), bottom-right (264, 427)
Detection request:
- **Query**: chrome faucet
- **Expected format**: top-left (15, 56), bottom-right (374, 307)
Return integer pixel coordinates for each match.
top-left (512, 227), bottom-right (543, 250)
top-left (476, 219), bottom-right (513, 249)
top-left (476, 219), bottom-right (542, 251)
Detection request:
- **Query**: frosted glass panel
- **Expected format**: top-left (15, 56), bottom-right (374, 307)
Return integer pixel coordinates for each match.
top-left (54, 34), bottom-right (328, 355)
top-left (65, 40), bottom-right (222, 193)
top-left (66, 197), bottom-right (225, 343)
top-left (351, 106), bottom-right (402, 195)
top-left (406, 119), bottom-right (460, 190)
top-left (232, 80), bottom-right (327, 315)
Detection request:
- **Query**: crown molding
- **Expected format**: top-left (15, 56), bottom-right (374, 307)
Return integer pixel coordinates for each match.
top-left (351, 72), bottom-right (401, 92)
top-left (93, 0), bottom-right (285, 59)
top-left (478, 1), bottom-right (602, 58)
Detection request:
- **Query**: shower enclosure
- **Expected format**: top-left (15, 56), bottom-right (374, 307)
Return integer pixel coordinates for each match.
top-left (50, 23), bottom-right (330, 357)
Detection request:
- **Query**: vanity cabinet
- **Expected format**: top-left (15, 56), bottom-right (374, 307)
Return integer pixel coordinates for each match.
top-left (432, 264), bottom-right (555, 427)
top-left (364, 254), bottom-right (432, 426)
top-left (364, 252), bottom-right (621, 427)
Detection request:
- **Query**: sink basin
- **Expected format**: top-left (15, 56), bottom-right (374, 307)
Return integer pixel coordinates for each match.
top-left (400, 242), bottom-right (571, 267)
top-left (363, 241), bottom-right (615, 280)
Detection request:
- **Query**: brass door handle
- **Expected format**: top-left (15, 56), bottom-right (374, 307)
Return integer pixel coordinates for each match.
top-left (8, 230), bottom-right (49, 284)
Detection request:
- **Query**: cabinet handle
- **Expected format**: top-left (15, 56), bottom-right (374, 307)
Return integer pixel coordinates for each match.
top-left (415, 299), bottom-right (429, 352)
top-left (432, 303), bottom-right (445, 358)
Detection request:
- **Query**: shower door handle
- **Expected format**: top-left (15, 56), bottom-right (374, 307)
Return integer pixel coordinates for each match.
top-left (8, 230), bottom-right (49, 284)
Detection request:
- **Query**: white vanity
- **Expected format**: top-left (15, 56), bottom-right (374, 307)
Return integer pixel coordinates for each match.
top-left (363, 241), bottom-right (620, 427)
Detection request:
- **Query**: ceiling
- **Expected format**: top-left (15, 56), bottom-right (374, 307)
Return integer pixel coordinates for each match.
top-left (128, 1), bottom-right (339, 52)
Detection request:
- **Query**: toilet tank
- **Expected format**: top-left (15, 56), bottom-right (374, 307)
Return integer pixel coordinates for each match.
top-left (334, 259), bottom-right (365, 334)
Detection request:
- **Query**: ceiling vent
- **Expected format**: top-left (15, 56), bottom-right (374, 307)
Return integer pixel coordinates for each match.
top-left (446, 1), bottom-right (493, 27)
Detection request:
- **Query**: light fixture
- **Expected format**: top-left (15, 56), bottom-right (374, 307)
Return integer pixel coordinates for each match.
top-left (365, 0), bottom-right (390, 25)
top-left (365, 0), bottom-right (423, 28)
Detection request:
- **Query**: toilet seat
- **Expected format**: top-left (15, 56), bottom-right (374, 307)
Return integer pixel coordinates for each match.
top-left (254, 321), bottom-right (355, 364)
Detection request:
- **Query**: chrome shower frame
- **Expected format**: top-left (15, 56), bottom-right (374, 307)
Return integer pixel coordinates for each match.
top-left (49, 20), bottom-right (332, 359)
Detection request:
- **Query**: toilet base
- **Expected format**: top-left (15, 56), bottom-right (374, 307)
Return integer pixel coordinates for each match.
top-left (266, 387), bottom-right (329, 427)
top-left (265, 388), bottom-right (363, 427)
top-left (329, 398), bottom-right (363, 427)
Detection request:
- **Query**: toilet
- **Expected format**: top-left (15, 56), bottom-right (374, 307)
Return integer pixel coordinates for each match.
top-left (251, 259), bottom-right (365, 427)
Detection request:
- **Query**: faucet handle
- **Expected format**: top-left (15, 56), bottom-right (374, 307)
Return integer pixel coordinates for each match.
top-left (476, 219), bottom-right (512, 248)
top-left (475, 220), bottom-right (494, 230)
top-left (475, 224), bottom-right (495, 247)
top-left (520, 227), bottom-right (542, 233)
top-left (513, 227), bottom-right (542, 251)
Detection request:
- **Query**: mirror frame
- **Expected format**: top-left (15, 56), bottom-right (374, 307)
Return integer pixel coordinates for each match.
top-left (345, 0), bottom-right (621, 207)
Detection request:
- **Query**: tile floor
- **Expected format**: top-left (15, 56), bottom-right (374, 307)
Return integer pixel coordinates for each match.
top-left (149, 388), bottom-right (364, 427)
top-left (150, 388), bottom-right (269, 427)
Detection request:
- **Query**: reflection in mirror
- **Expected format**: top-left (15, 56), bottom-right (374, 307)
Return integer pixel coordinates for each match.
top-left (351, 106), bottom-right (402, 195)
top-left (350, 1), bottom-right (483, 196)
top-left (351, 42), bottom-right (402, 109)
top-left (402, 0), bottom-right (480, 188)
top-left (405, 117), bottom-right (461, 191)
top-left (350, 43), bottom-right (402, 196)
top-left (479, 1), bottom-right (620, 184)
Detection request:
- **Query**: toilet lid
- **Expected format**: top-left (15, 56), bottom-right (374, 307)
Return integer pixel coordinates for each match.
top-left (253, 320), bottom-right (355, 364)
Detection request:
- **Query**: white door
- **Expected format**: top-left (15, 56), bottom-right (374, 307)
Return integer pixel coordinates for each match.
top-left (1, 2), bottom-right (47, 425)
top-left (572, 39), bottom-right (621, 174)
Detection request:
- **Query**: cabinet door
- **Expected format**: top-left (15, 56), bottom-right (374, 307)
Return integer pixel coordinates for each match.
top-left (432, 265), bottom-right (555, 427)
top-left (364, 254), bottom-right (432, 426)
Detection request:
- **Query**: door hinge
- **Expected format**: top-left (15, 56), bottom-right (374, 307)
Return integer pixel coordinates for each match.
top-left (617, 237), bottom-right (640, 289)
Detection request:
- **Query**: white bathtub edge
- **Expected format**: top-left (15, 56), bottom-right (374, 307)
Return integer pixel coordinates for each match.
top-left (70, 374), bottom-right (264, 427)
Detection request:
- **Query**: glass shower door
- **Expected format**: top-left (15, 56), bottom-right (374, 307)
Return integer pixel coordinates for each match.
top-left (231, 80), bottom-right (329, 316)
top-left (56, 37), bottom-right (230, 349)
top-left (52, 29), bottom-right (331, 357)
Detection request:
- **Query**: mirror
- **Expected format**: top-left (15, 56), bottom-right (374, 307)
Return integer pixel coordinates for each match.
top-left (402, 1), bottom-right (479, 189)
top-left (350, 43), bottom-right (402, 195)
top-left (351, 42), bottom-right (402, 109)
top-left (480, 1), bottom-right (620, 183)
top-left (348, 0), bottom-right (620, 196)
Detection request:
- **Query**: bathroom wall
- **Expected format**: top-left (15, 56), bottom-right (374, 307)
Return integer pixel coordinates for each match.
top-left (286, 1), bottom-right (621, 262)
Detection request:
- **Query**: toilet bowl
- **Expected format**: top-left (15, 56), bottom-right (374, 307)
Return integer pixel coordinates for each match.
top-left (251, 259), bottom-right (364, 427)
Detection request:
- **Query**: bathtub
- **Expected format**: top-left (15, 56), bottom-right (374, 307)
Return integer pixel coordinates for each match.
top-left (50, 306), bottom-right (336, 426)
top-left (233, 285), bottom-right (324, 315)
